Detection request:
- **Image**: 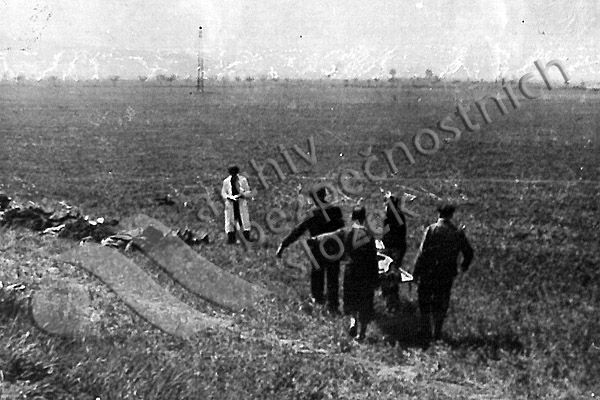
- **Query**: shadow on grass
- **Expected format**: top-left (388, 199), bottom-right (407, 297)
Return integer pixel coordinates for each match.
top-left (374, 299), bottom-right (525, 356)
top-left (374, 300), bottom-right (425, 348)
top-left (444, 333), bottom-right (525, 358)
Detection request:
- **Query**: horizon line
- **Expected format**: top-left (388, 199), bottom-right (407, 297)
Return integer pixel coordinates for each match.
top-left (0, 76), bottom-right (594, 86)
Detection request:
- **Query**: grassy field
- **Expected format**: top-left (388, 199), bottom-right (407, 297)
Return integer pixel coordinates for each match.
top-left (0, 79), bottom-right (598, 399)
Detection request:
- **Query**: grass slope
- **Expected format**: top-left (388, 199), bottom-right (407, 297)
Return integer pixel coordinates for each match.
top-left (0, 80), bottom-right (598, 399)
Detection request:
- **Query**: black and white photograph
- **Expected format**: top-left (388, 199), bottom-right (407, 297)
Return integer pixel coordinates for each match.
top-left (0, 1), bottom-right (598, 398)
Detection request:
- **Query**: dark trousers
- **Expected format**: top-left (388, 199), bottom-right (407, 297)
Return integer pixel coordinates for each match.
top-left (227, 201), bottom-right (249, 244)
top-left (232, 201), bottom-right (240, 224)
top-left (310, 260), bottom-right (340, 310)
top-left (343, 270), bottom-right (375, 324)
top-left (381, 247), bottom-right (405, 311)
top-left (417, 279), bottom-right (454, 340)
top-left (380, 270), bottom-right (400, 311)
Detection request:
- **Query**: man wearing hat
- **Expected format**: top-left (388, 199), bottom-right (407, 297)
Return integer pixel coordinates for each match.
top-left (309, 206), bottom-right (379, 340)
top-left (221, 165), bottom-right (252, 244)
top-left (276, 186), bottom-right (345, 314)
top-left (413, 203), bottom-right (474, 343)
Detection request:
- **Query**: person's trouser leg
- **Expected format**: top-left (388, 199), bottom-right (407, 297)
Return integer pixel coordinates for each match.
top-left (432, 280), bottom-right (453, 341)
top-left (433, 312), bottom-right (444, 341)
top-left (390, 282), bottom-right (400, 310)
top-left (225, 201), bottom-right (243, 244)
top-left (418, 282), bottom-right (434, 343)
top-left (383, 277), bottom-right (400, 312)
top-left (348, 314), bottom-right (358, 337)
top-left (242, 230), bottom-right (251, 241)
top-left (231, 201), bottom-right (245, 242)
top-left (310, 264), bottom-right (325, 304)
top-left (227, 231), bottom-right (236, 244)
top-left (357, 290), bottom-right (374, 340)
top-left (233, 201), bottom-right (242, 225)
top-left (385, 250), bottom-right (403, 311)
top-left (357, 321), bottom-right (368, 341)
top-left (325, 262), bottom-right (340, 312)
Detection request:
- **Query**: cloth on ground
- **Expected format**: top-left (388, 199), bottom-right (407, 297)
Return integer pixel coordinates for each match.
top-left (0, 195), bottom-right (209, 249)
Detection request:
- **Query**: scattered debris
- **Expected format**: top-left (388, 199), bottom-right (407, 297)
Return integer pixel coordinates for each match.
top-left (154, 194), bottom-right (176, 206)
top-left (0, 195), bottom-right (209, 250)
top-left (100, 233), bottom-right (136, 250)
top-left (176, 227), bottom-right (210, 246)
top-left (0, 197), bottom-right (116, 243)
top-left (57, 217), bottom-right (118, 241)
top-left (0, 282), bottom-right (26, 292)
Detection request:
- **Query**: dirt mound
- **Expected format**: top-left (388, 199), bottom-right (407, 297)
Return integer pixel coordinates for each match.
top-left (57, 244), bottom-right (233, 338)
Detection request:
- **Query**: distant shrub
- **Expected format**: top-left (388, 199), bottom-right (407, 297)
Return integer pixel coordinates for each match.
top-left (109, 75), bottom-right (120, 86)
top-left (138, 75), bottom-right (148, 82)
top-left (422, 68), bottom-right (440, 83)
top-left (389, 68), bottom-right (397, 81)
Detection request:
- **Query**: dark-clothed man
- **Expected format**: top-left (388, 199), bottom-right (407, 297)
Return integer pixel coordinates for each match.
top-left (276, 187), bottom-right (345, 313)
top-left (311, 206), bottom-right (379, 340)
top-left (381, 194), bottom-right (407, 312)
top-left (413, 204), bottom-right (474, 343)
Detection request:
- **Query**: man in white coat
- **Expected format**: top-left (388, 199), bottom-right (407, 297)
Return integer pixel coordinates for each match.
top-left (221, 165), bottom-right (252, 244)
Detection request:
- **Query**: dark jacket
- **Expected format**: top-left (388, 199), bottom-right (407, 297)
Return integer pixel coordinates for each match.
top-left (342, 224), bottom-right (379, 289)
top-left (313, 223), bottom-right (379, 289)
top-left (382, 205), bottom-right (407, 260)
top-left (280, 204), bottom-right (344, 252)
top-left (413, 218), bottom-right (474, 282)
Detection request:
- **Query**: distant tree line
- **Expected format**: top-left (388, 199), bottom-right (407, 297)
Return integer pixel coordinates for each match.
top-left (0, 68), bottom-right (520, 89)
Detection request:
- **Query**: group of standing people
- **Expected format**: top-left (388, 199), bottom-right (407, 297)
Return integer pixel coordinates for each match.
top-left (221, 165), bottom-right (474, 344)
top-left (275, 187), bottom-right (412, 341)
top-left (275, 185), bottom-right (474, 344)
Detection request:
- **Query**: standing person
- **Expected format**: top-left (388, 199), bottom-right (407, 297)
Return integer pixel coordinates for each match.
top-left (381, 193), bottom-right (407, 312)
top-left (311, 206), bottom-right (379, 341)
top-left (413, 204), bottom-right (474, 343)
top-left (221, 165), bottom-right (252, 244)
top-left (276, 187), bottom-right (345, 314)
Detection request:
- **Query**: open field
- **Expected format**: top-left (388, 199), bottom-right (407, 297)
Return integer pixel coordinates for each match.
top-left (0, 80), bottom-right (599, 399)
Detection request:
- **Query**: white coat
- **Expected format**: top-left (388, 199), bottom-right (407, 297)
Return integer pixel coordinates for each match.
top-left (221, 175), bottom-right (251, 233)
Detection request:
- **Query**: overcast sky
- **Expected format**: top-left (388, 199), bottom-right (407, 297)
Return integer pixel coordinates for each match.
top-left (1, 0), bottom-right (599, 81)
